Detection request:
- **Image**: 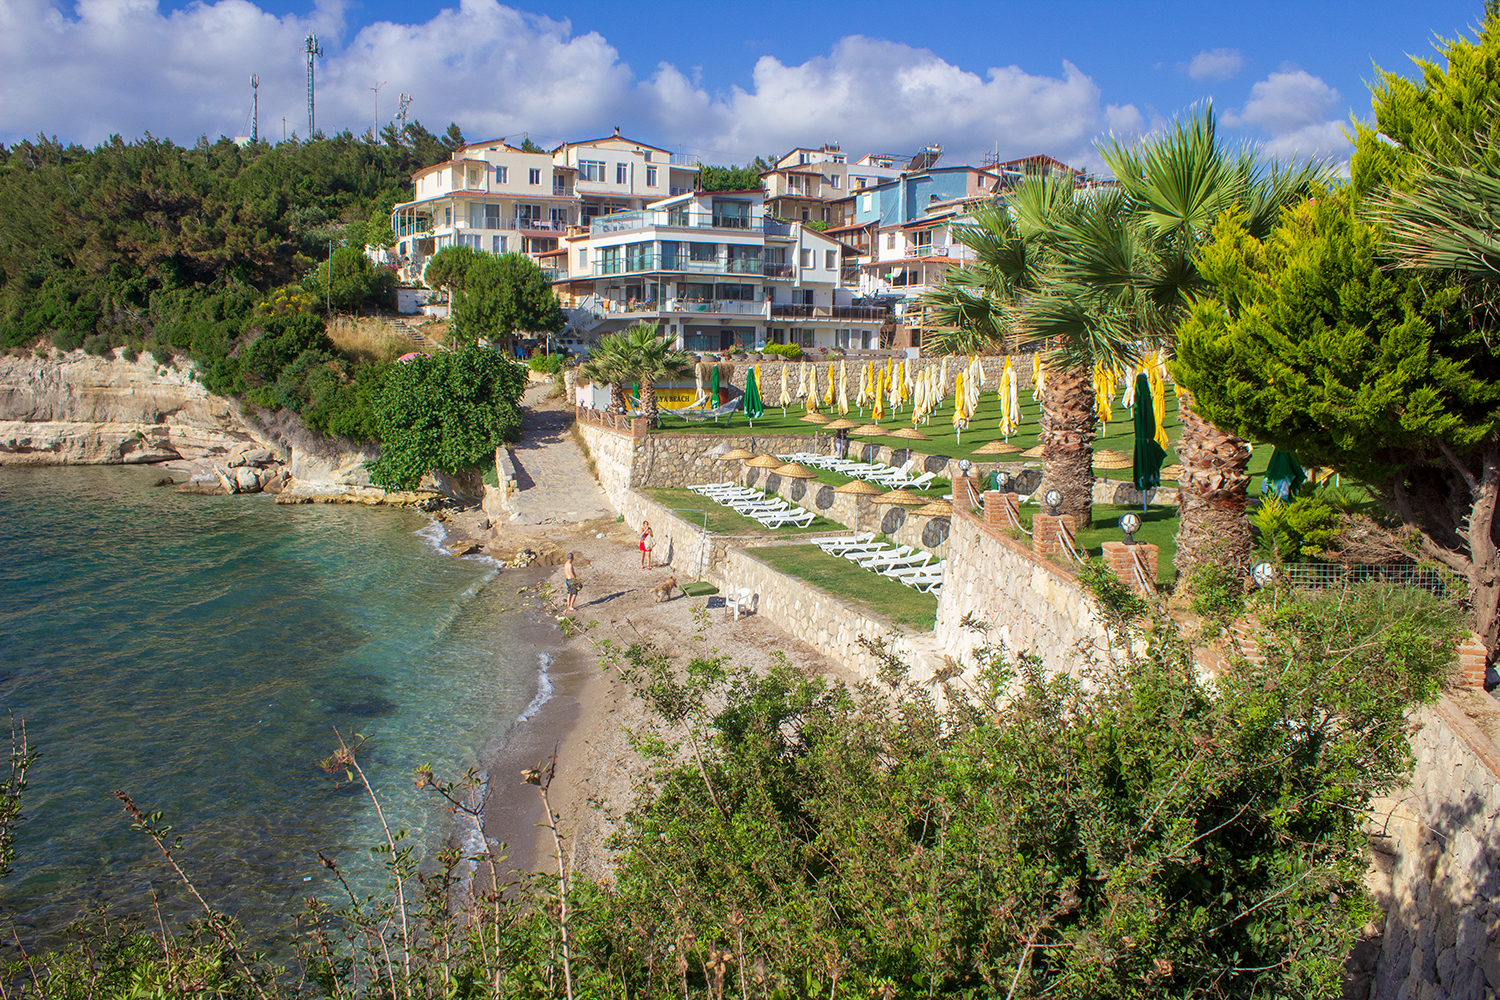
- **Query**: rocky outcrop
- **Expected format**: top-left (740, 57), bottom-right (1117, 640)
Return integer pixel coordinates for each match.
top-left (0, 351), bottom-right (277, 465)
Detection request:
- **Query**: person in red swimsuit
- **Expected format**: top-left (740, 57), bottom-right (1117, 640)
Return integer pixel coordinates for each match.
top-left (639, 521), bottom-right (654, 569)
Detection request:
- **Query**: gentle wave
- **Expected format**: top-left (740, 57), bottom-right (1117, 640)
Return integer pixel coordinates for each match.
top-left (515, 652), bottom-right (554, 724)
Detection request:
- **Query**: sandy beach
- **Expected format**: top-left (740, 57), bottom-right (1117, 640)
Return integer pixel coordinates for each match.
top-left (441, 385), bottom-right (852, 885)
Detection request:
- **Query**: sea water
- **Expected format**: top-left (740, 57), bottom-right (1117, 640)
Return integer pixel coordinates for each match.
top-left (0, 466), bottom-right (548, 948)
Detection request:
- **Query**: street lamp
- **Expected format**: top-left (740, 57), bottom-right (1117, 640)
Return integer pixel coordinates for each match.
top-left (1044, 489), bottom-right (1062, 516)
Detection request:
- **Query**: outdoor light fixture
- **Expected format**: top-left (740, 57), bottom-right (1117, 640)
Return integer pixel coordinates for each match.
top-left (996, 470), bottom-right (1011, 490)
top-left (1118, 512), bottom-right (1141, 545)
top-left (1251, 562), bottom-right (1277, 589)
top-left (1044, 489), bottom-right (1062, 516)
top-left (958, 459), bottom-right (972, 475)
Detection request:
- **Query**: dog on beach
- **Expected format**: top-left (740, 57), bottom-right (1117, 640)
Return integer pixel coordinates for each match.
top-left (649, 576), bottom-right (678, 603)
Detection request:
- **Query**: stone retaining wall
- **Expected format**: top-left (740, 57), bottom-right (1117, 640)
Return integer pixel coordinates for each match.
top-left (710, 547), bottom-right (918, 681)
top-left (933, 503), bottom-right (1112, 677)
top-left (742, 466), bottom-right (952, 559)
top-left (1364, 692), bottom-right (1500, 1000)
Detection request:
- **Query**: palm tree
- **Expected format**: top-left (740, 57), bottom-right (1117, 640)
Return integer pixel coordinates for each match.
top-left (579, 333), bottom-right (632, 413)
top-left (1089, 109), bottom-right (1326, 577)
top-left (617, 322), bottom-right (692, 427)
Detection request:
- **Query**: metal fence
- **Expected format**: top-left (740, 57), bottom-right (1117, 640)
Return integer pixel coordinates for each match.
top-left (1277, 562), bottom-right (1466, 598)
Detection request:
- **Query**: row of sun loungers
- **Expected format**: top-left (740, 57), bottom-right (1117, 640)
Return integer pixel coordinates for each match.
top-left (776, 453), bottom-right (938, 491)
top-left (687, 482), bottom-right (817, 528)
top-left (809, 532), bottom-right (945, 594)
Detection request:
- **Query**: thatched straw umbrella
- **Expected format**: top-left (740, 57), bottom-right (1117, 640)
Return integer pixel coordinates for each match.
top-left (834, 478), bottom-right (884, 533)
top-left (972, 439), bottom-right (1022, 455)
top-left (716, 447), bottom-right (754, 462)
top-left (851, 423), bottom-right (885, 437)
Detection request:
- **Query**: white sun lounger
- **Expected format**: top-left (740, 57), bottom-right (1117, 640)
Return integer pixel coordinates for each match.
top-left (755, 507), bottom-right (815, 528)
top-left (855, 545), bottom-right (916, 569)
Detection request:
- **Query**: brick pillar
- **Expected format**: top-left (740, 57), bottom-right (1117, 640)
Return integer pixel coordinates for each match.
top-left (1456, 632), bottom-right (1490, 689)
top-left (1229, 618), bottom-right (1266, 666)
top-left (1032, 512), bottom-right (1075, 558)
top-left (1102, 541), bottom-right (1159, 594)
top-left (631, 416), bottom-right (649, 438)
top-left (984, 491), bottom-right (1021, 530)
top-left (954, 475), bottom-right (977, 509)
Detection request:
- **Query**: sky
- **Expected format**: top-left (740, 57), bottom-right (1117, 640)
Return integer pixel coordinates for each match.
top-left (0, 0), bottom-right (1486, 173)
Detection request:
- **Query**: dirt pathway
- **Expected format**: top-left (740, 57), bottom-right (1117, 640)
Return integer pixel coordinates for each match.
top-left (504, 383), bottom-right (615, 526)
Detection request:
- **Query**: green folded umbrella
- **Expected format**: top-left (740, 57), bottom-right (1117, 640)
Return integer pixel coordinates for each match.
top-left (1132, 372), bottom-right (1167, 495)
top-left (743, 366), bottom-right (764, 424)
top-left (1263, 447), bottom-right (1305, 500)
top-left (710, 365), bottom-right (721, 409)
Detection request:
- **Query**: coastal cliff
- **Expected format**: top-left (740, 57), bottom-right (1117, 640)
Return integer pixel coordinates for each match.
top-left (0, 351), bottom-right (273, 466)
top-left (0, 351), bottom-right (376, 488)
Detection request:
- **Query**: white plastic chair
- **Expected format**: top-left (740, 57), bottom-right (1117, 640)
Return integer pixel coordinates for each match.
top-left (727, 587), bottom-right (756, 620)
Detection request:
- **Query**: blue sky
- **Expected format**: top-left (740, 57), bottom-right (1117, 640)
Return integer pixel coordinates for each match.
top-left (1, 0), bottom-right (1485, 170)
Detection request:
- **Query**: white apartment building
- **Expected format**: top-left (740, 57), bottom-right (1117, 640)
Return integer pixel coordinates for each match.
top-left (386, 130), bottom-right (698, 287)
top-left (550, 190), bottom-right (886, 352)
top-left (388, 140), bottom-right (576, 285)
top-left (551, 128), bottom-right (699, 226)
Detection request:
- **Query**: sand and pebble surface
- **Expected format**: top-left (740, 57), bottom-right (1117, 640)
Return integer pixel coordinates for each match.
top-left (434, 385), bottom-right (853, 885)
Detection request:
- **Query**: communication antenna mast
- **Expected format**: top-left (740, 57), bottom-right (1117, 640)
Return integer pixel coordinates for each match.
top-left (370, 80), bottom-right (387, 133)
top-left (395, 93), bottom-right (412, 125)
top-left (302, 34), bottom-right (323, 137)
top-left (250, 75), bottom-right (259, 144)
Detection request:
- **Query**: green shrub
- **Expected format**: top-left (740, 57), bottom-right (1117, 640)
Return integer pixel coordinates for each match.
top-left (121, 345), bottom-right (138, 362)
top-left (1251, 493), bottom-right (1342, 562)
top-left (762, 342), bottom-right (802, 359)
top-left (1188, 559), bottom-right (1246, 632)
top-left (527, 352), bottom-right (564, 375)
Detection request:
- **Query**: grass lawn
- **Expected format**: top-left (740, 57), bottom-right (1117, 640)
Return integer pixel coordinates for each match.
top-left (750, 544), bottom-right (939, 631)
top-left (643, 488), bottom-right (845, 537)
top-left (1001, 502), bottom-right (1180, 585)
top-left (655, 387), bottom-right (1284, 490)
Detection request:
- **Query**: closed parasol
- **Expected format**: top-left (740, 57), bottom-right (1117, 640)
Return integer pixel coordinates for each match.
top-left (1131, 371), bottom-right (1167, 496)
top-left (711, 364), bottom-right (721, 408)
top-left (743, 365), bottom-right (764, 423)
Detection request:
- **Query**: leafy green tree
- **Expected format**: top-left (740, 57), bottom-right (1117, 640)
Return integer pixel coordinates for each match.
top-left (304, 246), bottom-right (395, 313)
top-left (1174, 195), bottom-right (1499, 657)
top-left (450, 252), bottom-right (563, 346)
top-left (367, 346), bottom-right (527, 489)
top-left (420, 244), bottom-right (483, 294)
top-left (518, 136), bottom-right (546, 153)
top-left (696, 158), bottom-right (770, 192)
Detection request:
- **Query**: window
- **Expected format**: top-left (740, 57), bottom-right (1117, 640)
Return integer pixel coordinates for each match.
top-left (528, 168), bottom-right (541, 185)
top-left (715, 283), bottom-right (755, 300)
top-left (659, 241), bottom-right (679, 269)
top-left (799, 249), bottom-right (812, 268)
top-left (862, 193), bottom-right (874, 211)
top-left (642, 151), bottom-right (652, 162)
top-left (793, 289), bottom-right (813, 305)
top-left (769, 328), bottom-right (786, 344)
top-left (646, 165), bottom-right (657, 187)
top-left (829, 174), bottom-right (841, 189)
top-left (443, 206), bottom-right (452, 226)
top-left (688, 242), bottom-right (716, 262)
top-left (625, 242), bottom-right (652, 272)
top-left (791, 327), bottom-right (814, 347)
top-left (712, 200), bottom-right (751, 228)
top-left (553, 176), bottom-right (569, 195)
top-left (598, 246), bottom-right (622, 274)
top-left (578, 250), bottom-right (588, 268)
top-left (825, 250), bottom-right (836, 270)
top-left (822, 208), bottom-right (829, 222)
top-left (398, 241), bottom-right (407, 255)
top-left (459, 233), bottom-right (482, 249)
top-left (727, 245), bottom-right (761, 274)
top-left (801, 207), bottom-right (810, 221)
top-left (681, 281), bottom-right (713, 301)
top-left (915, 229), bottom-right (933, 248)
top-left (886, 233), bottom-right (896, 249)
top-left (857, 178), bottom-right (868, 189)
top-left (551, 206), bottom-right (569, 228)
top-left (492, 235), bottom-right (506, 253)
top-left (517, 204), bottom-right (543, 226)
top-left (616, 163), bottom-right (628, 184)
top-left (496, 166), bottom-right (508, 183)
top-left (579, 160), bottom-right (605, 182)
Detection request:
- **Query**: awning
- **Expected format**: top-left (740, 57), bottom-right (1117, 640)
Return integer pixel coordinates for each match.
top-left (888, 268), bottom-right (906, 282)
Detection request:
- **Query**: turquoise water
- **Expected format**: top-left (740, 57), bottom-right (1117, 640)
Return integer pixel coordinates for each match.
top-left (0, 466), bottom-right (547, 947)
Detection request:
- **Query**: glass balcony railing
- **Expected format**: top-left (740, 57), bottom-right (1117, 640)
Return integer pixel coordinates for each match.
top-left (592, 255), bottom-right (764, 277)
top-left (589, 211), bottom-right (765, 235)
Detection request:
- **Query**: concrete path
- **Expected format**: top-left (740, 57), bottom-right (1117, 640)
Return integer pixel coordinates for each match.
top-left (506, 382), bottom-right (615, 526)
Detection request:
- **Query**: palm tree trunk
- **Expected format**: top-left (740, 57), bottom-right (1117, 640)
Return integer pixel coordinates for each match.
top-left (1175, 391), bottom-right (1253, 583)
top-left (1039, 362), bottom-right (1095, 528)
top-left (609, 383), bottom-right (627, 413)
top-left (641, 382), bottom-right (659, 427)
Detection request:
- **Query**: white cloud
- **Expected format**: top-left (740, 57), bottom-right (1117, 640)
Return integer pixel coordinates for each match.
top-left (0, 0), bottom-right (1123, 170)
top-left (1184, 48), bottom-right (1244, 82)
top-left (1224, 68), bottom-right (1350, 160)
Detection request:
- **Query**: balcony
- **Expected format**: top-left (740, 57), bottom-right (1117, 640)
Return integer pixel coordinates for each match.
top-left (664, 298), bottom-right (769, 317)
top-left (904, 245), bottom-right (952, 258)
top-left (762, 263), bottom-right (794, 279)
top-left (762, 219), bottom-right (795, 238)
top-left (770, 304), bottom-right (890, 321)
top-left (461, 216), bottom-right (575, 232)
top-left (593, 254), bottom-right (764, 277)
top-left (589, 210), bottom-right (765, 235)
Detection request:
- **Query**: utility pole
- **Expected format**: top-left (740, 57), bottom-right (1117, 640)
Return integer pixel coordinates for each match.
top-left (303, 34), bottom-right (323, 138)
top-left (327, 238), bottom-right (334, 315)
top-left (370, 80), bottom-right (386, 133)
top-left (250, 75), bottom-right (259, 144)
